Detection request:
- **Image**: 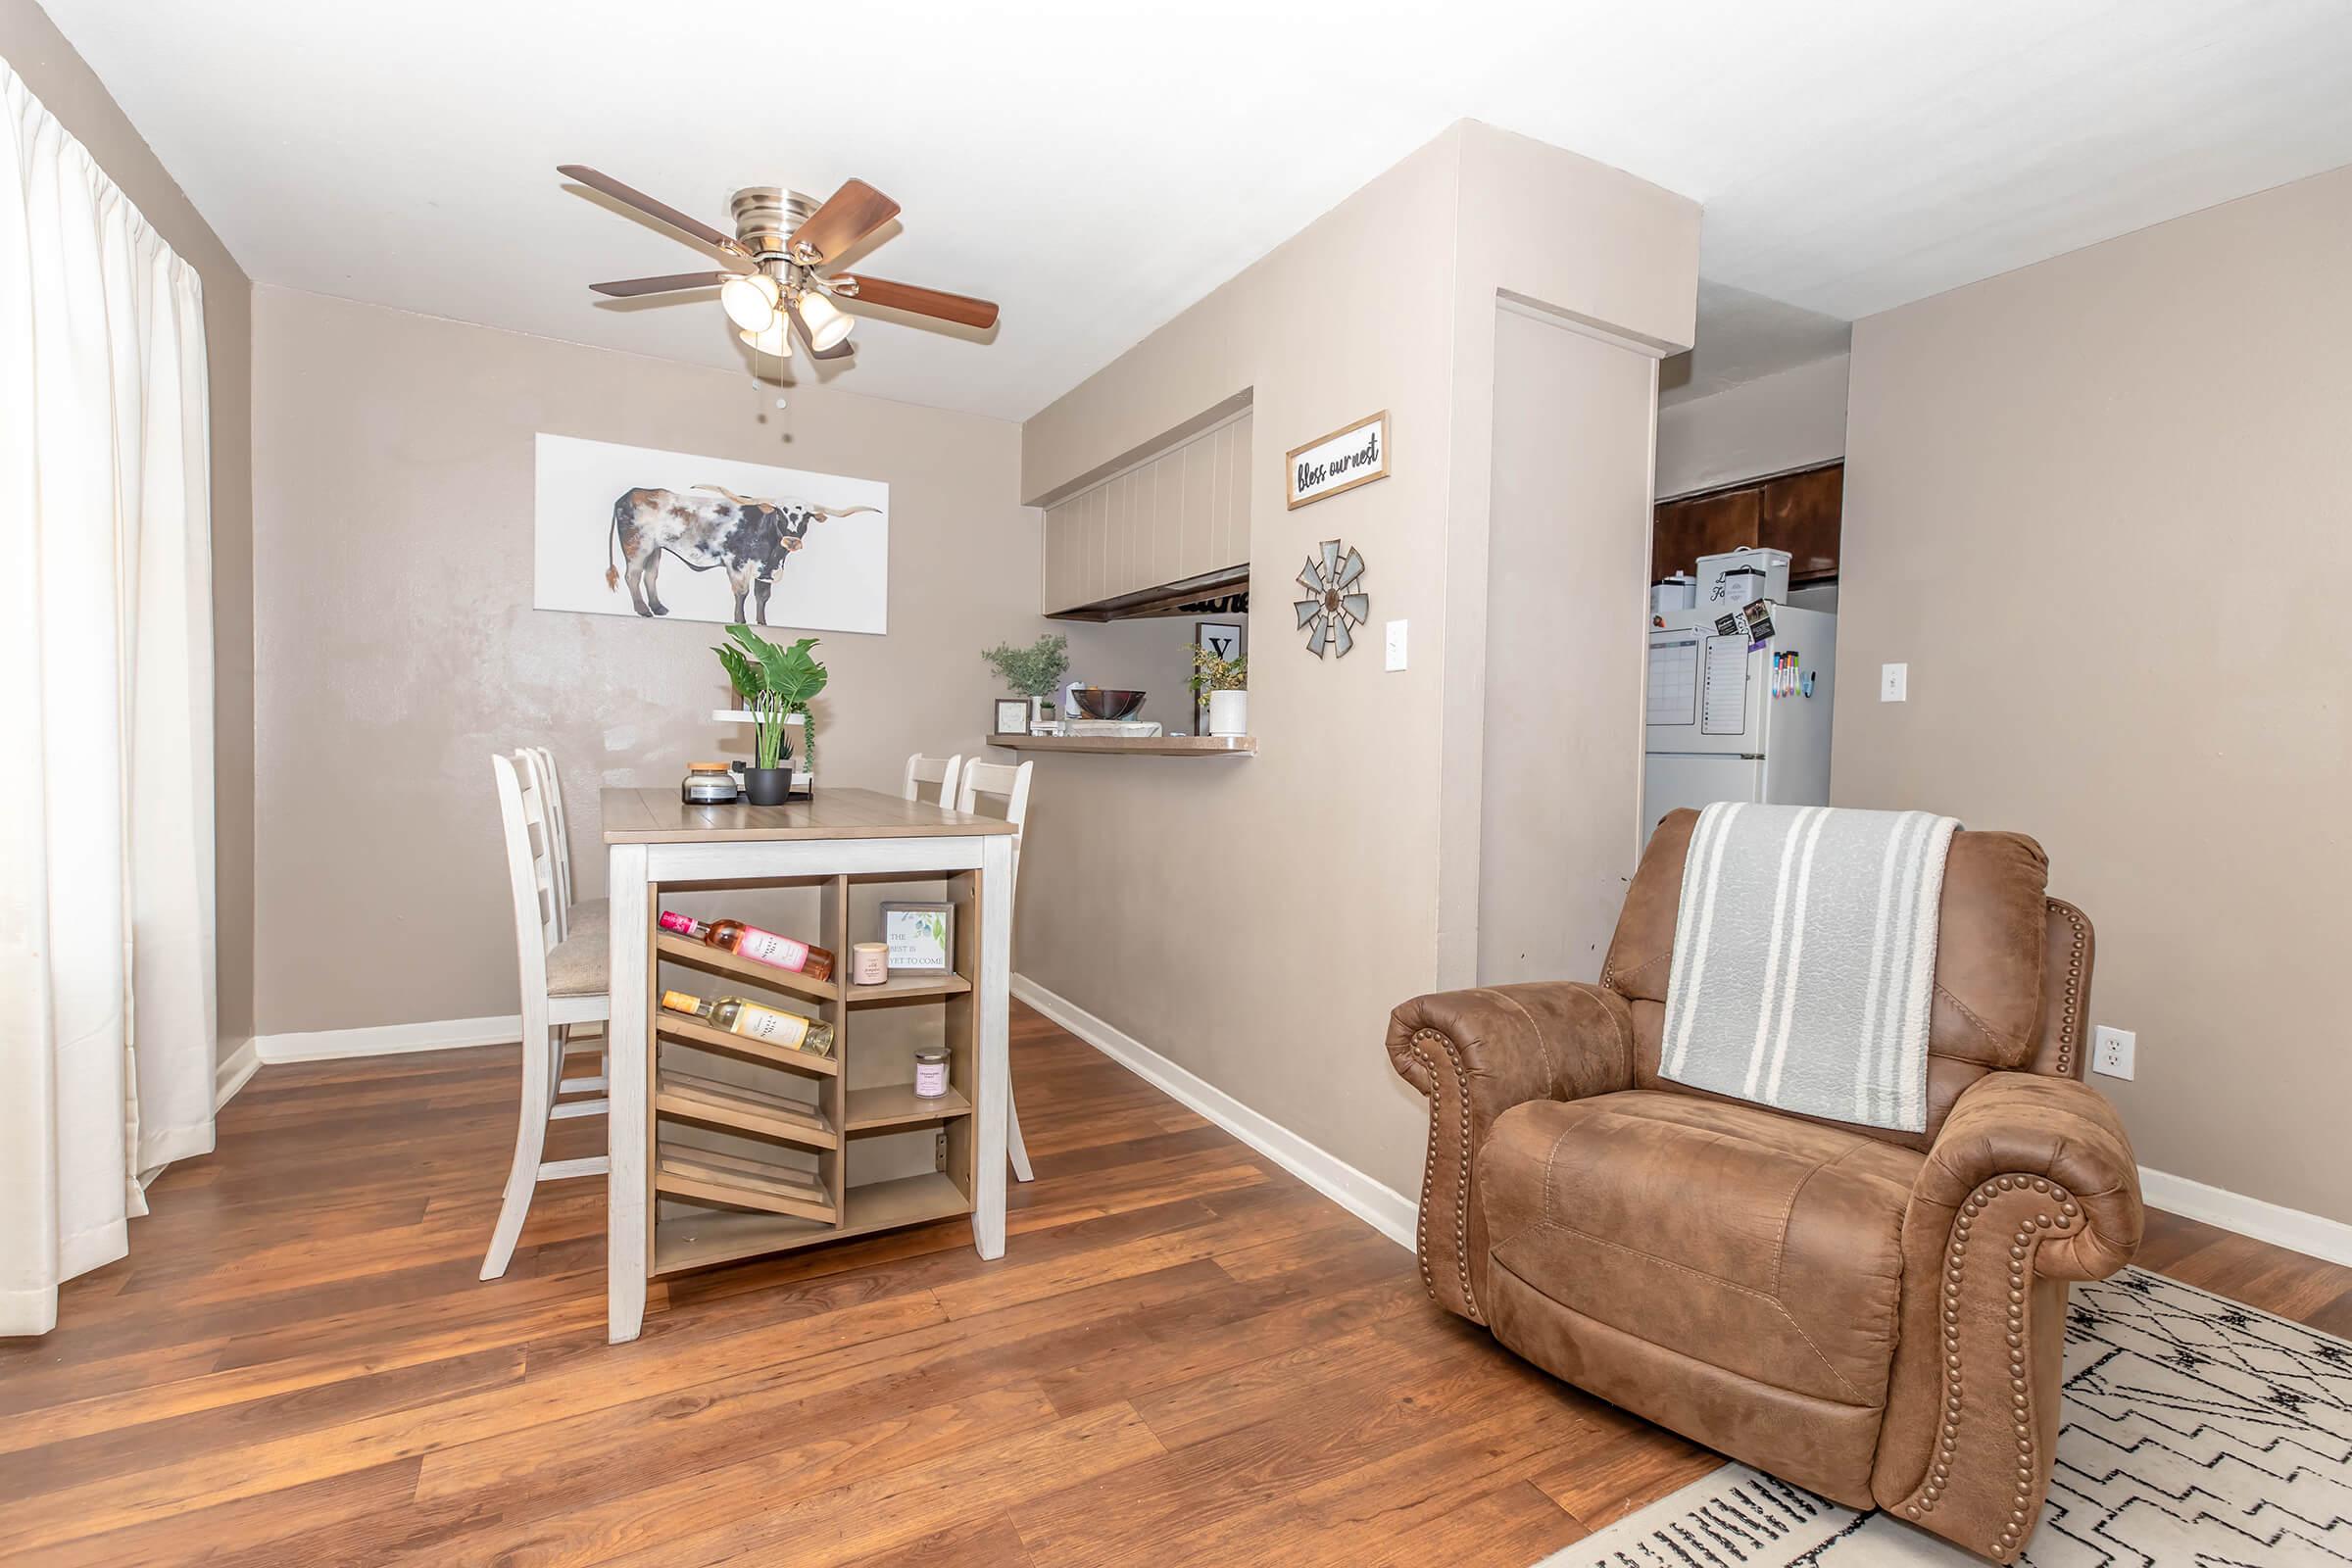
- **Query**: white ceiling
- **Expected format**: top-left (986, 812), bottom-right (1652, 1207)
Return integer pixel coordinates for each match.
top-left (39, 0), bottom-right (2352, 421)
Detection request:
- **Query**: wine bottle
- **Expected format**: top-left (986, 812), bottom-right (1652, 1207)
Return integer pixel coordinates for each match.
top-left (661, 989), bottom-right (835, 1057)
top-left (659, 910), bottom-right (836, 981)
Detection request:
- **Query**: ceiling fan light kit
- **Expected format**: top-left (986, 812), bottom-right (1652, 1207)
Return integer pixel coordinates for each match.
top-left (562, 166), bottom-right (1000, 371)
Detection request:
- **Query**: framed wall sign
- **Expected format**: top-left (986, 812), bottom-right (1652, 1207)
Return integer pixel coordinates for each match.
top-left (992, 698), bottom-right (1031, 736)
top-left (1192, 618), bottom-right (1244, 736)
top-left (879, 902), bottom-right (955, 972)
top-left (1285, 411), bottom-right (1389, 510)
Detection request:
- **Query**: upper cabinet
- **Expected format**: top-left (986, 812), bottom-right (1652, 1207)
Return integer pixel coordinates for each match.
top-left (1042, 412), bottom-right (1251, 615)
top-left (1651, 461), bottom-right (1842, 584)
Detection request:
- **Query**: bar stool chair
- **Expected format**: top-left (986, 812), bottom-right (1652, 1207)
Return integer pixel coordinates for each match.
top-left (902, 752), bottom-right (963, 808)
top-left (520, 746), bottom-right (606, 943)
top-left (956, 759), bottom-right (1036, 1183)
top-left (483, 751), bottom-right (611, 1281)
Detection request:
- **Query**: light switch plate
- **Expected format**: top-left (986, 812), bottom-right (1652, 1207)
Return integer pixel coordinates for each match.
top-left (1880, 662), bottom-right (1908, 703)
top-left (2091, 1025), bottom-right (2135, 1080)
top-left (1385, 619), bottom-right (1407, 671)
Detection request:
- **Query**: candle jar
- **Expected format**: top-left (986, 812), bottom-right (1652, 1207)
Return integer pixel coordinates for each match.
top-left (851, 942), bottom-right (889, 986)
top-left (913, 1049), bottom-right (949, 1099)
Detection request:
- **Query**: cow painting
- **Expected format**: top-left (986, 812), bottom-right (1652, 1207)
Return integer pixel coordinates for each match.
top-left (605, 484), bottom-right (880, 624)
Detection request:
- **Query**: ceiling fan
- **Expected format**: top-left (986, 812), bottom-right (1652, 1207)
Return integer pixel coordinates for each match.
top-left (558, 166), bottom-right (999, 364)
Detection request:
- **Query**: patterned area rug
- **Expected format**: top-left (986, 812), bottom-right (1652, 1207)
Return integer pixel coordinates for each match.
top-left (1544, 1267), bottom-right (2352, 1565)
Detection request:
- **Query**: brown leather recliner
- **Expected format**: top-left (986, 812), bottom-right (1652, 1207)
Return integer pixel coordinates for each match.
top-left (1387, 809), bottom-right (2141, 1563)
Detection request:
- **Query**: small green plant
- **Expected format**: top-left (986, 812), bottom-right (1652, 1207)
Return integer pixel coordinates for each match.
top-left (1188, 643), bottom-right (1248, 695)
top-left (715, 625), bottom-right (829, 775)
top-left (980, 634), bottom-right (1069, 700)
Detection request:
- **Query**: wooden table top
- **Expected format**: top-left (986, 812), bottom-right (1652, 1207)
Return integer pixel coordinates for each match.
top-left (600, 786), bottom-right (1017, 844)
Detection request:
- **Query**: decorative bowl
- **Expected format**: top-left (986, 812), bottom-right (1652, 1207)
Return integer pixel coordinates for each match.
top-left (1070, 687), bottom-right (1147, 720)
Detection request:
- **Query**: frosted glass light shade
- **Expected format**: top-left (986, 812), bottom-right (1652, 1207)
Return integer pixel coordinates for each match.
top-left (719, 273), bottom-right (781, 332)
top-left (796, 289), bottom-right (854, 351)
top-left (738, 320), bottom-right (792, 358)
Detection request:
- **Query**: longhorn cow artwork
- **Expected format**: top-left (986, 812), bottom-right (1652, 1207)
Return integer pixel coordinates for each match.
top-left (533, 433), bottom-right (889, 633)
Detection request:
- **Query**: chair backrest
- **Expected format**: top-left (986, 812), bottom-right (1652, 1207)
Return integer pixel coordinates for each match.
top-left (492, 752), bottom-right (562, 1004)
top-left (956, 759), bottom-right (1034, 894)
top-left (903, 752), bottom-right (963, 808)
top-left (1597, 807), bottom-right (2081, 1151)
top-left (525, 745), bottom-right (573, 917)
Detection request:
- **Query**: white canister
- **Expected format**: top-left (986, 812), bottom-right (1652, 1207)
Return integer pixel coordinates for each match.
top-left (1207, 689), bottom-right (1249, 738)
top-left (1651, 573), bottom-right (1695, 614)
top-left (1695, 547), bottom-right (1791, 607)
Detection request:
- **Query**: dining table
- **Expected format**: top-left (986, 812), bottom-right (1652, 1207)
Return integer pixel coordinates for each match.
top-left (599, 785), bottom-right (1017, 1344)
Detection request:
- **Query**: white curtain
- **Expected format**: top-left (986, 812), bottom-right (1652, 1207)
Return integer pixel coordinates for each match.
top-left (1, 60), bottom-right (217, 1337)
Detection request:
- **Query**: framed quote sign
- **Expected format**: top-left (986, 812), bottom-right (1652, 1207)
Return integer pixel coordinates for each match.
top-left (1285, 411), bottom-right (1389, 510)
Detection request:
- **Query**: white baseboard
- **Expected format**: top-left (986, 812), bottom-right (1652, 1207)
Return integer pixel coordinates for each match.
top-left (2138, 1165), bottom-right (2352, 1270)
top-left (213, 1037), bottom-right (260, 1110)
top-left (1011, 973), bottom-right (1418, 1250)
top-left (253, 1013), bottom-right (522, 1064)
top-left (228, 992), bottom-right (2352, 1277)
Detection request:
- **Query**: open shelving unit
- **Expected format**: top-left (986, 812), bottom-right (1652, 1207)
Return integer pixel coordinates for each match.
top-left (647, 869), bottom-right (982, 1276)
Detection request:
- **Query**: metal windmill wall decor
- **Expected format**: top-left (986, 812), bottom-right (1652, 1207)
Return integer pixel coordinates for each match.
top-left (1294, 539), bottom-right (1369, 658)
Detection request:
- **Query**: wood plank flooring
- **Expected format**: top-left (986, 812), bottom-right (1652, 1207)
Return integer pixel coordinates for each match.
top-left (4, 1004), bottom-right (2348, 1565)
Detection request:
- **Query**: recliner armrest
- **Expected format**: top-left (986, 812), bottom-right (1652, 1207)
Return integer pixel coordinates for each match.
top-left (1912, 1072), bottom-right (2142, 1282)
top-left (1386, 982), bottom-right (1633, 1322)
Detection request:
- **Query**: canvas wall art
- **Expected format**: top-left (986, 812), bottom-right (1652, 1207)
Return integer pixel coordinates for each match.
top-left (533, 432), bottom-right (889, 633)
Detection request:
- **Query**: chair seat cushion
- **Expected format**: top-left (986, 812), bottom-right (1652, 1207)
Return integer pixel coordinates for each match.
top-left (567, 897), bottom-right (609, 939)
top-left (545, 927), bottom-right (609, 998)
top-left (1480, 1089), bottom-right (1921, 1409)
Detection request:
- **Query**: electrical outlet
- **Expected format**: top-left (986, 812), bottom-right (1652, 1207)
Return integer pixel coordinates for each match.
top-left (1385, 619), bottom-right (1407, 671)
top-left (1880, 662), bottom-right (1908, 703)
top-left (2091, 1025), bottom-right (2135, 1080)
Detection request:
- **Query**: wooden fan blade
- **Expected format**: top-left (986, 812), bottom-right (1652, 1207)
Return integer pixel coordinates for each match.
top-left (559, 165), bottom-right (745, 258)
top-left (786, 179), bottom-right (901, 264)
top-left (833, 274), bottom-right (998, 330)
top-left (787, 300), bottom-right (857, 362)
top-left (589, 271), bottom-right (735, 298)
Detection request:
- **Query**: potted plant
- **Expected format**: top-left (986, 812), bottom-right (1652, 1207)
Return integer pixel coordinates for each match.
top-left (980, 635), bottom-right (1070, 728)
top-left (1190, 643), bottom-right (1249, 738)
top-left (715, 625), bottom-right (828, 805)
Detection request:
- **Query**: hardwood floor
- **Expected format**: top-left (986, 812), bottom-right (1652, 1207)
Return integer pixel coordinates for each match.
top-left (5, 1005), bottom-right (2349, 1566)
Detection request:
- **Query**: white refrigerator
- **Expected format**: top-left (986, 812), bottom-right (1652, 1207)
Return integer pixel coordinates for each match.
top-left (1642, 605), bottom-right (1838, 831)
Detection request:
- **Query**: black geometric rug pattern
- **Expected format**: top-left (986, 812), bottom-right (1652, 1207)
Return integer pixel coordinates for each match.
top-left (1546, 1266), bottom-right (2352, 1566)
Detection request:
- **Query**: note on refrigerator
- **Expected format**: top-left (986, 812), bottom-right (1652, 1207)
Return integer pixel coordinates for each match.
top-left (1702, 635), bottom-right (1749, 735)
top-left (1645, 637), bottom-right (1699, 725)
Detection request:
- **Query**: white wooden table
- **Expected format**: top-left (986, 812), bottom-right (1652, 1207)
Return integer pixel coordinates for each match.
top-left (601, 786), bottom-right (1016, 1343)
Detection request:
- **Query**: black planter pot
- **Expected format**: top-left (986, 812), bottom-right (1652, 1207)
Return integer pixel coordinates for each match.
top-left (742, 766), bottom-right (792, 807)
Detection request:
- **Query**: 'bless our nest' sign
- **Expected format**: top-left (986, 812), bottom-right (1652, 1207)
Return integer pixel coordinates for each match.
top-left (1285, 411), bottom-right (1389, 510)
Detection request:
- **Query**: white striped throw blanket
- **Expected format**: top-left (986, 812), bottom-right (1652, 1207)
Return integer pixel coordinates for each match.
top-left (1658, 803), bottom-right (1961, 1133)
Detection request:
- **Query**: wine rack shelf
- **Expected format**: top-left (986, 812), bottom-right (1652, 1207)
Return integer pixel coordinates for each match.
top-left (656, 932), bottom-right (840, 1003)
top-left (655, 1012), bottom-right (839, 1077)
top-left (658, 1068), bottom-right (837, 1150)
top-left (653, 1172), bottom-right (969, 1275)
top-left (655, 1141), bottom-right (836, 1224)
top-left (647, 866), bottom-right (982, 1277)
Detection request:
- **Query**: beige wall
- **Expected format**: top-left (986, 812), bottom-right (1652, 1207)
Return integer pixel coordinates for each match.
top-left (1017, 121), bottom-right (1696, 1200)
top-left (1656, 353), bottom-right (1849, 500)
top-left (1, 0), bottom-right (256, 1061)
top-left (1478, 305), bottom-right (1659, 985)
top-left (1834, 163), bottom-right (2352, 1225)
top-left (249, 287), bottom-right (1047, 1034)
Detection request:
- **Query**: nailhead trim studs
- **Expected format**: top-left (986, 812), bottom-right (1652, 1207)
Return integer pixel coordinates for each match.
top-left (1405, 1028), bottom-right (1481, 1322)
top-left (1910, 1174), bottom-right (2079, 1560)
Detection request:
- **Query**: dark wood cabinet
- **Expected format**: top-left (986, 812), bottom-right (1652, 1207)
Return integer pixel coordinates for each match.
top-left (1652, 461), bottom-right (1841, 584)
top-left (1654, 489), bottom-right (1758, 580)
top-left (1760, 466), bottom-right (1842, 582)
